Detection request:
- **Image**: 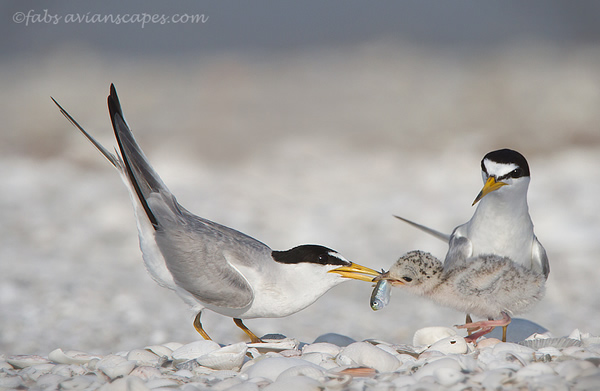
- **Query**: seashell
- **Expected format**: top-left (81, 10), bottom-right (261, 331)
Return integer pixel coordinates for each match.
top-left (211, 377), bottom-right (246, 391)
top-left (263, 375), bottom-right (322, 391)
top-left (97, 354), bottom-right (136, 379)
top-left (413, 327), bottom-right (457, 348)
top-left (171, 340), bottom-right (221, 362)
top-left (243, 357), bottom-right (323, 382)
top-left (392, 375), bottom-right (417, 388)
top-left (334, 366), bottom-right (377, 378)
top-left (277, 364), bottom-right (324, 380)
top-left (129, 365), bottom-right (162, 381)
top-left (302, 342), bottom-right (341, 356)
top-left (299, 352), bottom-right (332, 366)
top-left (337, 342), bottom-right (400, 373)
top-left (59, 375), bottom-right (99, 391)
top-left (145, 378), bottom-right (181, 388)
top-left (48, 348), bottom-right (101, 365)
top-left (106, 376), bottom-right (148, 391)
top-left (144, 344), bottom-right (174, 358)
top-left (475, 338), bottom-right (502, 349)
top-left (36, 374), bottom-right (67, 390)
top-left (162, 342), bottom-right (184, 351)
top-left (6, 355), bottom-right (50, 368)
top-left (515, 362), bottom-right (555, 379)
top-left (479, 368), bottom-right (514, 390)
top-left (425, 336), bottom-right (468, 354)
top-left (433, 366), bottom-right (466, 387)
top-left (248, 338), bottom-right (299, 351)
top-left (127, 349), bottom-right (160, 365)
top-left (313, 333), bottom-right (356, 347)
top-left (413, 357), bottom-right (463, 381)
top-left (195, 342), bottom-right (247, 371)
top-left (555, 360), bottom-right (597, 382)
top-left (51, 364), bottom-right (86, 377)
top-left (518, 337), bottom-right (583, 350)
top-left (0, 376), bottom-right (24, 389)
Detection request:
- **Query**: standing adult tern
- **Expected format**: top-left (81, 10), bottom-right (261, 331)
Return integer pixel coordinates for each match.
top-left (395, 149), bottom-right (549, 337)
top-left (52, 84), bottom-right (379, 343)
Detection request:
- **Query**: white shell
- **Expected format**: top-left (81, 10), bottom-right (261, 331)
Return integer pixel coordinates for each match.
top-left (171, 340), bottom-right (221, 362)
top-left (97, 355), bottom-right (136, 379)
top-left (277, 365), bottom-right (324, 381)
top-left (413, 327), bottom-right (457, 348)
top-left (426, 336), bottom-right (468, 354)
top-left (6, 355), bottom-right (51, 368)
top-left (302, 342), bottom-right (341, 356)
top-left (144, 345), bottom-right (174, 358)
top-left (48, 349), bottom-right (100, 365)
top-left (515, 362), bottom-right (556, 379)
top-left (337, 342), bottom-right (400, 373)
top-left (195, 342), bottom-right (248, 370)
top-left (248, 338), bottom-right (299, 351)
top-left (129, 365), bottom-right (162, 381)
top-left (263, 376), bottom-right (322, 391)
top-left (518, 337), bottom-right (582, 350)
top-left (127, 349), bottom-right (160, 365)
top-left (413, 357), bottom-right (463, 381)
top-left (243, 357), bottom-right (322, 382)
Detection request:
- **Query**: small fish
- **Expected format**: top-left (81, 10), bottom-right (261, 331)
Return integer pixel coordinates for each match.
top-left (370, 279), bottom-right (391, 311)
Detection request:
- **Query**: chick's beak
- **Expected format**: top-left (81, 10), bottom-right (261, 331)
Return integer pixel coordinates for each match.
top-left (472, 176), bottom-right (507, 206)
top-left (328, 263), bottom-right (381, 282)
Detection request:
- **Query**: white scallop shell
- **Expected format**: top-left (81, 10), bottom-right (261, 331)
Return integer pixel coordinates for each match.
top-left (518, 338), bottom-right (582, 350)
top-left (276, 365), bottom-right (324, 381)
top-left (413, 327), bottom-right (458, 348)
top-left (337, 342), bottom-right (400, 373)
top-left (6, 355), bottom-right (51, 368)
top-left (426, 336), bottom-right (468, 354)
top-left (302, 342), bottom-right (341, 356)
top-left (96, 355), bottom-right (136, 379)
top-left (195, 342), bottom-right (248, 370)
top-left (48, 349), bottom-right (101, 365)
top-left (144, 344), bottom-right (174, 358)
top-left (243, 357), bottom-right (323, 382)
top-left (129, 365), bottom-right (163, 381)
top-left (127, 349), bottom-right (160, 365)
top-left (171, 340), bottom-right (221, 362)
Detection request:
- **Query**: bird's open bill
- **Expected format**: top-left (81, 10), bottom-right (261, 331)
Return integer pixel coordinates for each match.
top-left (472, 176), bottom-right (507, 206)
top-left (329, 263), bottom-right (381, 282)
top-left (373, 272), bottom-right (404, 286)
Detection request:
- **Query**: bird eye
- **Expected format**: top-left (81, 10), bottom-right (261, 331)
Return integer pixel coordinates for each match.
top-left (318, 254), bottom-right (328, 262)
top-left (510, 168), bottom-right (522, 178)
top-left (402, 277), bottom-right (413, 282)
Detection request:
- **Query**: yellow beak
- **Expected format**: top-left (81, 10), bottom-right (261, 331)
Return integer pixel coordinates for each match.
top-left (328, 263), bottom-right (381, 282)
top-left (472, 176), bottom-right (507, 206)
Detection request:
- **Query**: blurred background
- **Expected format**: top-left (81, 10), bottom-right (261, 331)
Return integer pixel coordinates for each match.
top-left (1, 1), bottom-right (600, 355)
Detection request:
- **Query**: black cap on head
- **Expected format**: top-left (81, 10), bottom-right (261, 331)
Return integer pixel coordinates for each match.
top-left (481, 149), bottom-right (530, 178)
top-left (272, 245), bottom-right (348, 266)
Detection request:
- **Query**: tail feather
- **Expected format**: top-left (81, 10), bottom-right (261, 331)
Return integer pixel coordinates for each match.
top-left (51, 97), bottom-right (121, 169)
top-left (106, 84), bottom-right (163, 229)
top-left (393, 215), bottom-right (451, 243)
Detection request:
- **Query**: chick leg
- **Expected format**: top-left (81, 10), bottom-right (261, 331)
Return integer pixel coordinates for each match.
top-left (456, 311), bottom-right (511, 342)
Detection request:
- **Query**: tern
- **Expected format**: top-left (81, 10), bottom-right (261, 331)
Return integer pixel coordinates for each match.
top-left (52, 84), bottom-right (379, 343)
top-left (376, 250), bottom-right (546, 342)
top-left (395, 149), bottom-right (549, 335)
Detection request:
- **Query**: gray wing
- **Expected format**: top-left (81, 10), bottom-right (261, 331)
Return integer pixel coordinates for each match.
top-left (443, 225), bottom-right (473, 270)
top-left (532, 235), bottom-right (550, 279)
top-left (151, 195), bottom-right (270, 308)
top-left (55, 85), bottom-right (261, 309)
top-left (393, 215), bottom-right (451, 242)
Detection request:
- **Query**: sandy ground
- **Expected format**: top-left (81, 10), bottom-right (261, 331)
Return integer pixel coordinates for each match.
top-left (1, 42), bottom-right (600, 355)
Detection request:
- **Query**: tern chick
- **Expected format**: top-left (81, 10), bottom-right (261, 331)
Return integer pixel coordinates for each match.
top-left (52, 84), bottom-right (379, 343)
top-left (377, 250), bottom-right (546, 342)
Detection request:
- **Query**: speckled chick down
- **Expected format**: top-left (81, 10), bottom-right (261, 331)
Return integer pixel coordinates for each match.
top-left (384, 250), bottom-right (546, 319)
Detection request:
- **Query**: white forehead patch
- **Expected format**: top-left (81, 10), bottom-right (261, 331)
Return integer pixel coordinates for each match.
top-left (328, 251), bottom-right (350, 264)
top-left (483, 159), bottom-right (518, 177)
